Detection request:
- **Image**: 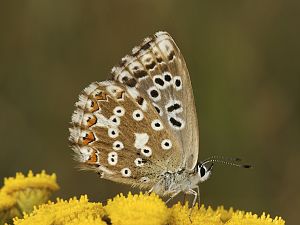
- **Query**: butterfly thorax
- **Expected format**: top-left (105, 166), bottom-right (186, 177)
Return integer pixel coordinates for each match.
top-left (150, 168), bottom-right (201, 196)
top-left (150, 161), bottom-right (212, 196)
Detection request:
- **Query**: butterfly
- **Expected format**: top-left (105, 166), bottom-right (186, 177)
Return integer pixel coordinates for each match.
top-left (69, 31), bottom-right (250, 206)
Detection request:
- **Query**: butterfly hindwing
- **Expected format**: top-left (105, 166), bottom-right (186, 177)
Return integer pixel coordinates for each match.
top-left (69, 80), bottom-right (183, 189)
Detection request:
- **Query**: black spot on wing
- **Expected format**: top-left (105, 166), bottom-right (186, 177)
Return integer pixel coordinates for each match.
top-left (125, 78), bottom-right (137, 87)
top-left (167, 103), bottom-right (181, 112)
top-left (145, 61), bottom-right (156, 70)
top-left (150, 90), bottom-right (159, 98)
top-left (133, 70), bottom-right (148, 79)
top-left (154, 77), bottom-right (164, 86)
top-left (169, 117), bottom-right (182, 127)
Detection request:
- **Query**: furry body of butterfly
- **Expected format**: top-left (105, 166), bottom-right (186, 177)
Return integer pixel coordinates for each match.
top-left (69, 31), bottom-right (212, 206)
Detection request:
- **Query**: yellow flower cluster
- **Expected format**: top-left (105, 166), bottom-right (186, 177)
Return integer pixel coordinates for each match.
top-left (13, 195), bottom-right (106, 225)
top-left (0, 171), bottom-right (59, 224)
top-left (0, 171), bottom-right (285, 225)
top-left (11, 192), bottom-right (285, 225)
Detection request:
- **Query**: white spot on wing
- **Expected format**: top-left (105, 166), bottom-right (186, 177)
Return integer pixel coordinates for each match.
top-left (126, 86), bottom-right (139, 99)
top-left (134, 133), bottom-right (149, 149)
top-left (108, 151), bottom-right (118, 165)
top-left (113, 141), bottom-right (124, 151)
top-left (161, 139), bottom-right (172, 150)
top-left (134, 158), bottom-right (144, 167)
top-left (141, 146), bottom-right (152, 157)
top-left (109, 115), bottom-right (121, 126)
top-left (132, 109), bottom-right (144, 121)
top-left (108, 128), bottom-right (119, 138)
top-left (151, 119), bottom-right (164, 131)
top-left (113, 106), bottom-right (125, 117)
top-left (121, 168), bottom-right (131, 177)
top-left (94, 114), bottom-right (114, 127)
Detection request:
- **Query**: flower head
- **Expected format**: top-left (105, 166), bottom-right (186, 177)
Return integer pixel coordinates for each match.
top-left (169, 203), bottom-right (285, 225)
top-left (1, 170), bottom-right (59, 213)
top-left (105, 192), bottom-right (169, 225)
top-left (0, 191), bottom-right (18, 224)
top-left (13, 195), bottom-right (106, 225)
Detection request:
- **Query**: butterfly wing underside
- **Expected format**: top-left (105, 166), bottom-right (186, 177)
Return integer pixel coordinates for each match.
top-left (69, 31), bottom-right (199, 190)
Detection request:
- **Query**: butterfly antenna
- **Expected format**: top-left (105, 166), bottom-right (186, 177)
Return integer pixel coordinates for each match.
top-left (202, 156), bottom-right (252, 169)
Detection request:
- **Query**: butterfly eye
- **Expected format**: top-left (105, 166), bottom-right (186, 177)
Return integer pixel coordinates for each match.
top-left (121, 168), bottom-right (132, 177)
top-left (132, 109), bottom-right (144, 121)
top-left (200, 166), bottom-right (206, 177)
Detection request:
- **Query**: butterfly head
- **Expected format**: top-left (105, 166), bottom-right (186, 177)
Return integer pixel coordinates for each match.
top-left (196, 161), bottom-right (213, 183)
top-left (194, 156), bottom-right (252, 183)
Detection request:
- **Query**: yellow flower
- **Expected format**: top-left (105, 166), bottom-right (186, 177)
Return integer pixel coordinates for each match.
top-left (105, 192), bottom-right (169, 225)
top-left (1, 170), bottom-right (59, 213)
top-left (0, 191), bottom-right (16, 212)
top-left (169, 203), bottom-right (285, 225)
top-left (0, 191), bottom-right (18, 224)
top-left (169, 203), bottom-right (223, 225)
top-left (13, 195), bottom-right (106, 225)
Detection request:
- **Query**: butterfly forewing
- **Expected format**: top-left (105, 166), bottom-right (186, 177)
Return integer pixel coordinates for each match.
top-left (111, 31), bottom-right (199, 170)
top-left (69, 31), bottom-right (199, 190)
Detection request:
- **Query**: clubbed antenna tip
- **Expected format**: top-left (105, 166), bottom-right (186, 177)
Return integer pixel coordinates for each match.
top-left (242, 164), bottom-right (252, 169)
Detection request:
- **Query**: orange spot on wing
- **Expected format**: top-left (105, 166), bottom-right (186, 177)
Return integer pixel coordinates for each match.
top-left (86, 114), bottom-right (97, 127)
top-left (87, 150), bottom-right (98, 163)
top-left (94, 91), bottom-right (108, 101)
top-left (81, 131), bottom-right (95, 145)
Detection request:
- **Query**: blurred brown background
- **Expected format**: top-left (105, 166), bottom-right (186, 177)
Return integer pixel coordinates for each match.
top-left (0, 1), bottom-right (299, 224)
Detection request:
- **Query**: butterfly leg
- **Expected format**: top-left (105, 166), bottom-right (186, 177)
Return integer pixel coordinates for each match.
top-left (147, 187), bottom-right (153, 195)
top-left (185, 189), bottom-right (198, 208)
top-left (183, 193), bottom-right (187, 204)
top-left (196, 186), bottom-right (201, 207)
top-left (165, 190), bottom-right (181, 204)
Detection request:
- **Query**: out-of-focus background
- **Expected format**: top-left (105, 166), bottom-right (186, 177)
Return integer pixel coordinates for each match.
top-left (0, 1), bottom-right (299, 224)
